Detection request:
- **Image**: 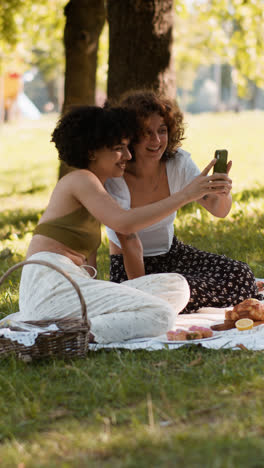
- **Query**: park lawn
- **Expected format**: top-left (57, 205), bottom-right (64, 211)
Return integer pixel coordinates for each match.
top-left (0, 112), bottom-right (264, 467)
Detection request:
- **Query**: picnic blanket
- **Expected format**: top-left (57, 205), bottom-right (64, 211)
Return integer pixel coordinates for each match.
top-left (89, 306), bottom-right (264, 351)
top-left (89, 279), bottom-right (264, 351)
top-left (1, 281), bottom-right (264, 352)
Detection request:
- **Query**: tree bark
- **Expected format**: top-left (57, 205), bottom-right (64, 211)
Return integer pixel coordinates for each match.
top-left (107, 0), bottom-right (176, 101)
top-left (63, 0), bottom-right (105, 112)
top-left (59, 0), bottom-right (106, 177)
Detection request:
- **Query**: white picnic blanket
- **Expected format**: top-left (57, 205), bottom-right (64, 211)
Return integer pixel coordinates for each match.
top-left (89, 279), bottom-right (264, 351)
top-left (89, 306), bottom-right (264, 351)
top-left (1, 281), bottom-right (263, 352)
top-left (1, 308), bottom-right (264, 351)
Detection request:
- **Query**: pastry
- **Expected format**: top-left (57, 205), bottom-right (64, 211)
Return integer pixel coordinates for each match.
top-left (167, 326), bottom-right (212, 341)
top-left (225, 298), bottom-right (264, 321)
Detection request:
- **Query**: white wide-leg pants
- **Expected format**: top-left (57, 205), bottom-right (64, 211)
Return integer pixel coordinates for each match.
top-left (18, 252), bottom-right (190, 343)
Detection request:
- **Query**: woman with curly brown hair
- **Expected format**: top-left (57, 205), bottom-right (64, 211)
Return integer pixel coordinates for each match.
top-left (105, 90), bottom-right (261, 312)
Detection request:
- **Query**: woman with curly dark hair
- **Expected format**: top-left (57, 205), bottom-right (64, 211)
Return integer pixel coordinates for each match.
top-left (16, 104), bottom-right (205, 343)
top-left (105, 90), bottom-right (261, 313)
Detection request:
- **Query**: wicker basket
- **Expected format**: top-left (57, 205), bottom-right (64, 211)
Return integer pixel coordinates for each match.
top-left (0, 260), bottom-right (92, 360)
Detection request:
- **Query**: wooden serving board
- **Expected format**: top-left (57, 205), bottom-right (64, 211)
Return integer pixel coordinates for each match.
top-left (211, 320), bottom-right (264, 331)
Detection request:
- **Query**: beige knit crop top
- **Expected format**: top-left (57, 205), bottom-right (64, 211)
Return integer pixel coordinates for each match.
top-left (34, 206), bottom-right (101, 260)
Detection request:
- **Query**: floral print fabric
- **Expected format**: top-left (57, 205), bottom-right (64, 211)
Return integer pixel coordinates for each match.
top-left (110, 236), bottom-right (261, 313)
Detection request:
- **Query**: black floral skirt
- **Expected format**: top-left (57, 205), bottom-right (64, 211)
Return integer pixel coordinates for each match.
top-left (110, 236), bottom-right (261, 313)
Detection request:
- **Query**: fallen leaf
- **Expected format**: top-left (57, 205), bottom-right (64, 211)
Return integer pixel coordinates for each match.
top-left (153, 361), bottom-right (167, 368)
top-left (187, 355), bottom-right (202, 366)
top-left (235, 344), bottom-right (249, 351)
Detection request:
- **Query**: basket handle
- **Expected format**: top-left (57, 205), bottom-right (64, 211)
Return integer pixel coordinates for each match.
top-left (0, 260), bottom-right (90, 328)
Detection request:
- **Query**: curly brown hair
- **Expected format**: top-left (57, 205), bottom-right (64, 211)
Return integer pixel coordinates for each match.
top-left (110, 90), bottom-right (185, 161)
top-left (51, 105), bottom-right (137, 169)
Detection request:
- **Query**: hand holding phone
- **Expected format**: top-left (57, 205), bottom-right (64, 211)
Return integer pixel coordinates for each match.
top-left (213, 149), bottom-right (228, 177)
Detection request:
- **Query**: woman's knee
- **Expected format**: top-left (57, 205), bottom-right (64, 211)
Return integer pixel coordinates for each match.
top-left (123, 272), bottom-right (190, 316)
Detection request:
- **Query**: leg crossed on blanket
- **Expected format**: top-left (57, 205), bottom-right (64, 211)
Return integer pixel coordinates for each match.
top-left (18, 251), bottom-right (190, 344)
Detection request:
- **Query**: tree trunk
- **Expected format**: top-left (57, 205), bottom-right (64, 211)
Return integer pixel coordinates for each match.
top-left (63, 0), bottom-right (105, 112)
top-left (107, 0), bottom-right (176, 101)
top-left (59, 0), bottom-right (106, 177)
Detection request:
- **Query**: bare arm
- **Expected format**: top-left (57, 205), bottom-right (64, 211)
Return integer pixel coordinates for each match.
top-left (116, 232), bottom-right (145, 279)
top-left (71, 161), bottom-right (232, 234)
top-left (197, 160), bottom-right (232, 218)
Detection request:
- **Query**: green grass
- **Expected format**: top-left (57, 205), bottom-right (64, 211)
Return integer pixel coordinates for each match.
top-left (184, 110), bottom-right (264, 192)
top-left (0, 112), bottom-right (264, 467)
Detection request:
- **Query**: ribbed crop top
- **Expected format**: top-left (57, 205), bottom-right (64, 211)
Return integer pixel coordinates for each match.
top-left (34, 206), bottom-right (101, 260)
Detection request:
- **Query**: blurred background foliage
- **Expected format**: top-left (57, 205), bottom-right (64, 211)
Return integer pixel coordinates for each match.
top-left (0, 0), bottom-right (263, 114)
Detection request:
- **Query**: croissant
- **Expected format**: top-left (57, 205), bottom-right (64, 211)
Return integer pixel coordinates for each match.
top-left (225, 298), bottom-right (264, 321)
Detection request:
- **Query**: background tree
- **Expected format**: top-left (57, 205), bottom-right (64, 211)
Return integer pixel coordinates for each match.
top-left (0, 0), bottom-right (25, 121)
top-left (107, 0), bottom-right (176, 101)
top-left (0, 0), bottom-right (66, 120)
top-left (26, 3), bottom-right (66, 112)
top-left (2, 0), bottom-right (264, 108)
top-left (173, 7), bottom-right (217, 110)
top-left (196, 0), bottom-right (264, 98)
top-left (59, 0), bottom-right (105, 177)
top-left (63, 0), bottom-right (105, 113)
top-left (0, 0), bottom-right (24, 47)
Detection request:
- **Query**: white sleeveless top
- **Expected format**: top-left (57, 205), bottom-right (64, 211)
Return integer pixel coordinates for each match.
top-left (105, 149), bottom-right (200, 256)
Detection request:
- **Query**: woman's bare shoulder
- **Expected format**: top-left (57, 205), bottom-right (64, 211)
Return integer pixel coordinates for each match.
top-left (60, 169), bottom-right (100, 188)
top-left (62, 168), bottom-right (95, 180)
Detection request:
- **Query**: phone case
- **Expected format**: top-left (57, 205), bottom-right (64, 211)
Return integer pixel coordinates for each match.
top-left (213, 149), bottom-right (228, 173)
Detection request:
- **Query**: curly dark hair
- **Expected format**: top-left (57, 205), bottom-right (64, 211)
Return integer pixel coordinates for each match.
top-left (108, 90), bottom-right (185, 161)
top-left (51, 105), bottom-right (137, 169)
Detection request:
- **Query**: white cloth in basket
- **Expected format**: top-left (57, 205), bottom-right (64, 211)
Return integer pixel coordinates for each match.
top-left (0, 322), bottom-right (58, 347)
top-left (14, 252), bottom-right (190, 344)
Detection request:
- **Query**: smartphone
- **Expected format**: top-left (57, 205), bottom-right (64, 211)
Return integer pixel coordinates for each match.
top-left (213, 149), bottom-right (228, 174)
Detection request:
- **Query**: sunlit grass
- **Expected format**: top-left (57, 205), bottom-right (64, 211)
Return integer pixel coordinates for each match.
top-left (184, 110), bottom-right (264, 192)
top-left (0, 350), bottom-right (264, 467)
top-left (0, 114), bottom-right (58, 208)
